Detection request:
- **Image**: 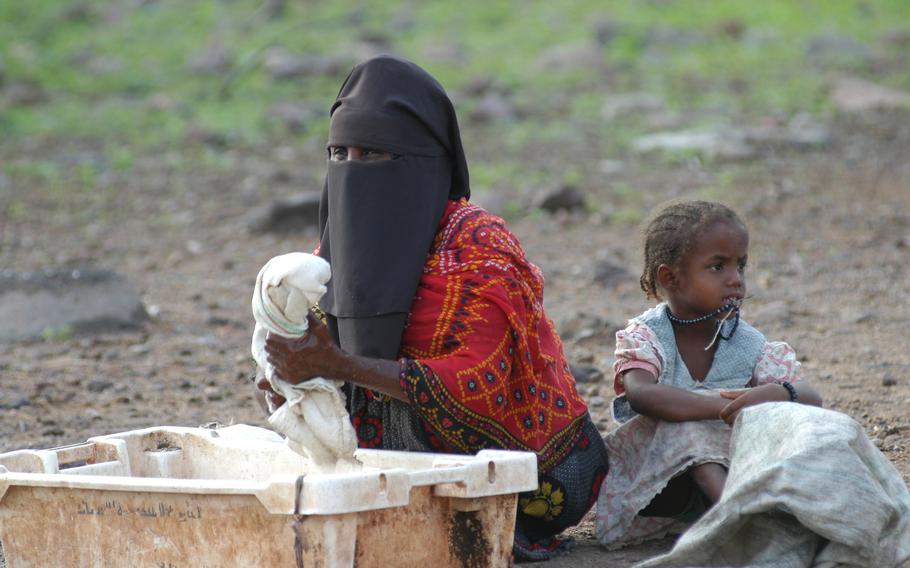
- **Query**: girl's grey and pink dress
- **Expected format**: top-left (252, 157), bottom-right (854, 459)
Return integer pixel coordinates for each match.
top-left (595, 303), bottom-right (803, 548)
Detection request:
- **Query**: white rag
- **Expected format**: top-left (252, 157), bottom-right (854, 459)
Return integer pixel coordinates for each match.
top-left (251, 252), bottom-right (358, 472)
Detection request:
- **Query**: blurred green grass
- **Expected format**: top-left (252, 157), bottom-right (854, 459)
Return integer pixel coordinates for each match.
top-left (1, 0), bottom-right (909, 214)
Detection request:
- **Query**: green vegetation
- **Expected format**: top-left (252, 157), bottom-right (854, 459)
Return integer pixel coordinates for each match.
top-left (1, 0), bottom-right (908, 218)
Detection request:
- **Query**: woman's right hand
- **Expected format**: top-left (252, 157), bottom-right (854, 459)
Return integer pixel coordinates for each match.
top-left (264, 312), bottom-right (344, 384)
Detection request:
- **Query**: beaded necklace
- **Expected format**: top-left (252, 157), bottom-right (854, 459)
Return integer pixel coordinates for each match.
top-left (666, 300), bottom-right (741, 351)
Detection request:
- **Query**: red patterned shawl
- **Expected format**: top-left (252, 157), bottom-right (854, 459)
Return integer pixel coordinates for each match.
top-left (399, 199), bottom-right (588, 471)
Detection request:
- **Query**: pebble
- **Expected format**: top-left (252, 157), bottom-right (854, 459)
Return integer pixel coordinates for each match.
top-left (588, 396), bottom-right (606, 408)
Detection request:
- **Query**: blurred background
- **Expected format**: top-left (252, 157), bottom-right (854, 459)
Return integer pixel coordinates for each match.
top-left (1, 0), bottom-right (909, 489)
top-left (2, 0), bottom-right (909, 220)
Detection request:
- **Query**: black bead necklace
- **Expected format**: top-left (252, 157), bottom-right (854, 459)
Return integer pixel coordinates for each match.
top-left (666, 300), bottom-right (742, 350)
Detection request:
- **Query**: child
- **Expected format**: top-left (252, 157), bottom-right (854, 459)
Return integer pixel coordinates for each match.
top-left (596, 200), bottom-right (822, 549)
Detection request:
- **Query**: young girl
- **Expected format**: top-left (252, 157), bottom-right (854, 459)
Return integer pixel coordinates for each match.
top-left (596, 200), bottom-right (822, 549)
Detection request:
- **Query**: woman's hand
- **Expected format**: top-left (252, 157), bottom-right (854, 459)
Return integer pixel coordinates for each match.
top-left (718, 383), bottom-right (789, 425)
top-left (254, 366), bottom-right (286, 410)
top-left (264, 312), bottom-right (343, 384)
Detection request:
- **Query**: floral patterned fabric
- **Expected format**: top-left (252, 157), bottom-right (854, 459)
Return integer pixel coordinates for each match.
top-left (343, 199), bottom-right (606, 560)
top-left (394, 198), bottom-right (590, 470)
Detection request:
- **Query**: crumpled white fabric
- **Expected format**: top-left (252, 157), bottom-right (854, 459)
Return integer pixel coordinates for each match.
top-left (251, 252), bottom-right (358, 472)
top-left (634, 403), bottom-right (910, 568)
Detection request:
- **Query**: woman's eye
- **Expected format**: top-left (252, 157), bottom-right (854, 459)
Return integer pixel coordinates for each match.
top-left (329, 147), bottom-right (347, 161)
top-left (362, 149), bottom-right (386, 160)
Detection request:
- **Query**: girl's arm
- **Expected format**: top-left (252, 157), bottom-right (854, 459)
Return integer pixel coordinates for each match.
top-left (717, 340), bottom-right (824, 424)
top-left (718, 379), bottom-right (823, 424)
top-left (623, 368), bottom-right (729, 422)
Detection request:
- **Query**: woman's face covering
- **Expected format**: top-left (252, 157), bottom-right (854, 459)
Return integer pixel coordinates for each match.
top-left (328, 145), bottom-right (394, 162)
top-left (319, 55), bottom-right (469, 359)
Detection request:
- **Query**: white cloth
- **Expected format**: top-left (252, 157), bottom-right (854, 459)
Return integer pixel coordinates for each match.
top-left (251, 252), bottom-right (358, 472)
top-left (634, 403), bottom-right (910, 568)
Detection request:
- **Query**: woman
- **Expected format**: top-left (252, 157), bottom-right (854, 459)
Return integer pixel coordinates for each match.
top-left (261, 55), bottom-right (608, 560)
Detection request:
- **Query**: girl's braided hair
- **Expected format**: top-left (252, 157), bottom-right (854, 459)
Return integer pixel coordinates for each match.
top-left (639, 200), bottom-right (746, 300)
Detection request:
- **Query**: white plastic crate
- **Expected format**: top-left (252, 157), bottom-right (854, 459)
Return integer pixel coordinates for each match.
top-left (0, 425), bottom-right (537, 567)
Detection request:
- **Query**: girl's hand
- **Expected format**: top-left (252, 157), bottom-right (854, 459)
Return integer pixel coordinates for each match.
top-left (718, 383), bottom-right (789, 425)
top-left (264, 312), bottom-right (343, 384)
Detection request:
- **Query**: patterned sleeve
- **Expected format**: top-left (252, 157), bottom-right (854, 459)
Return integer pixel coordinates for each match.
top-left (613, 322), bottom-right (663, 395)
top-left (752, 341), bottom-right (802, 385)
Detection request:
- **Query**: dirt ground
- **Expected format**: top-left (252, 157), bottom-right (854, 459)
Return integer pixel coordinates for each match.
top-left (1, 111), bottom-right (909, 566)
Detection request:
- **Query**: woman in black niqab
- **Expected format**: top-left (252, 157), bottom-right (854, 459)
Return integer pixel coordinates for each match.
top-left (317, 55), bottom-right (470, 449)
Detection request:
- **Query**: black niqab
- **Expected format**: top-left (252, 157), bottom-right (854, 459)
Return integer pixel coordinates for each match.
top-left (318, 55), bottom-right (470, 361)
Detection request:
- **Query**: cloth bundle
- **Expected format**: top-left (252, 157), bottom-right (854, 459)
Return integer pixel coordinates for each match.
top-left (251, 252), bottom-right (358, 472)
top-left (634, 403), bottom-right (910, 568)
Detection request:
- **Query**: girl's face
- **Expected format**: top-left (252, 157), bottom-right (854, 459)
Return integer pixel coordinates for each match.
top-left (666, 219), bottom-right (748, 320)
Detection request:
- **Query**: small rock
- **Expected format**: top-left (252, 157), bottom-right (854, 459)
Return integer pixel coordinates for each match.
top-left (0, 267), bottom-right (147, 343)
top-left (714, 19), bottom-right (746, 40)
top-left (87, 379), bottom-right (114, 393)
top-left (4, 82), bottom-right (49, 106)
top-left (262, 47), bottom-right (348, 80)
top-left (535, 42), bottom-right (603, 71)
top-left (0, 396), bottom-right (31, 410)
top-left (469, 92), bottom-right (518, 123)
top-left (246, 191), bottom-right (321, 234)
top-left (144, 93), bottom-right (182, 112)
top-left (587, 395), bottom-right (606, 408)
top-left (742, 113), bottom-right (831, 149)
top-left (570, 363), bottom-right (604, 384)
top-left (267, 102), bottom-right (322, 133)
top-left (592, 18), bottom-right (621, 46)
top-left (263, 0), bottom-right (286, 19)
top-left (184, 124), bottom-right (229, 148)
top-left (747, 300), bottom-right (791, 324)
top-left (421, 40), bottom-right (465, 64)
top-left (601, 93), bottom-right (666, 120)
top-left (883, 434), bottom-right (902, 448)
top-left (830, 75), bottom-right (910, 113)
top-left (186, 44), bottom-right (232, 75)
top-left (597, 159), bottom-right (626, 176)
top-left (534, 184), bottom-right (586, 214)
top-left (633, 129), bottom-right (755, 161)
top-left (644, 27), bottom-right (706, 50)
top-left (592, 260), bottom-right (633, 288)
top-left (882, 375), bottom-right (898, 387)
top-left (60, 2), bottom-right (95, 21)
top-left (880, 27), bottom-right (910, 48)
top-left (805, 34), bottom-right (871, 64)
top-left (461, 75), bottom-right (498, 97)
top-left (128, 343), bottom-right (150, 355)
top-left (353, 32), bottom-right (395, 61)
top-left (204, 386), bottom-right (224, 401)
top-left (840, 308), bottom-right (876, 324)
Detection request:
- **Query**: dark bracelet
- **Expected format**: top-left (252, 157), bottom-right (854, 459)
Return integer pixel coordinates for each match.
top-left (778, 380), bottom-right (798, 402)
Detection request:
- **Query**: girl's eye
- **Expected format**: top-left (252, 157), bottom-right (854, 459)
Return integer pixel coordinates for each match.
top-left (329, 147), bottom-right (348, 161)
top-left (738, 262), bottom-right (747, 272)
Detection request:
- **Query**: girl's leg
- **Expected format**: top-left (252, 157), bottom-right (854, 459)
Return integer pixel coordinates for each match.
top-left (690, 462), bottom-right (727, 504)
